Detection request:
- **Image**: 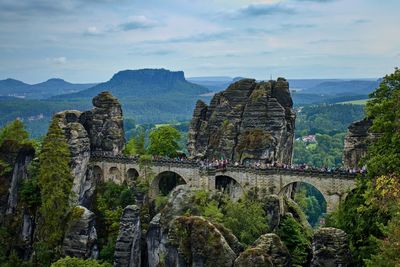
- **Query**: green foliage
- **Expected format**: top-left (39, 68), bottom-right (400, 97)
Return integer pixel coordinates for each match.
top-left (295, 104), bottom-right (365, 136)
top-left (276, 215), bottom-right (311, 266)
top-left (94, 181), bottom-right (135, 263)
top-left (223, 198), bottom-right (267, 246)
top-left (51, 256), bottom-right (111, 267)
top-left (36, 118), bottom-right (73, 255)
top-left (365, 68), bottom-right (400, 178)
top-left (155, 195), bottom-right (168, 211)
top-left (124, 129), bottom-right (146, 156)
top-left (0, 119), bottom-right (29, 145)
top-left (325, 183), bottom-right (386, 266)
top-left (148, 125), bottom-right (181, 157)
top-left (294, 184), bottom-right (326, 227)
top-left (293, 133), bottom-right (345, 167)
top-left (365, 211), bottom-right (400, 267)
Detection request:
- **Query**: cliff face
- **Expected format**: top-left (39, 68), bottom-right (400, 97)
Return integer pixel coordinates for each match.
top-left (343, 119), bottom-right (372, 169)
top-left (188, 78), bottom-right (295, 164)
top-left (54, 91), bottom-right (125, 205)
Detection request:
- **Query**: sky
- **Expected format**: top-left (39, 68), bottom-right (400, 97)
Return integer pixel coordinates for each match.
top-left (0, 0), bottom-right (399, 83)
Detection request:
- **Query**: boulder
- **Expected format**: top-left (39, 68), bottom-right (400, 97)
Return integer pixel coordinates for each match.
top-left (167, 216), bottom-right (237, 267)
top-left (146, 185), bottom-right (241, 267)
top-left (311, 227), bottom-right (352, 267)
top-left (187, 78), bottom-right (295, 164)
top-left (62, 206), bottom-right (98, 259)
top-left (235, 233), bottom-right (290, 267)
top-left (234, 248), bottom-right (273, 267)
top-left (114, 205), bottom-right (141, 267)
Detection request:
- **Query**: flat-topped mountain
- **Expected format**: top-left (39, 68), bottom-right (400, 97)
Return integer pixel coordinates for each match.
top-left (54, 68), bottom-right (209, 99)
top-left (0, 78), bottom-right (96, 99)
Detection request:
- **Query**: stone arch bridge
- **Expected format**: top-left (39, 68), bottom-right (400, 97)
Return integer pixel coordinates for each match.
top-left (89, 154), bottom-right (357, 213)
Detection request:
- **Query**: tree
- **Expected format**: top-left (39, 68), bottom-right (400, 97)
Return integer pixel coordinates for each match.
top-left (223, 198), bottom-right (267, 246)
top-left (0, 119), bottom-right (29, 145)
top-left (365, 68), bottom-right (400, 177)
top-left (148, 125), bottom-right (181, 158)
top-left (35, 118), bottom-right (73, 261)
top-left (124, 129), bottom-right (146, 156)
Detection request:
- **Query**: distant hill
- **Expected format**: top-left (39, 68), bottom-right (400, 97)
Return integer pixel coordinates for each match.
top-left (0, 78), bottom-right (97, 99)
top-left (55, 69), bottom-right (209, 99)
top-left (303, 80), bottom-right (379, 96)
top-left (0, 69), bottom-right (211, 137)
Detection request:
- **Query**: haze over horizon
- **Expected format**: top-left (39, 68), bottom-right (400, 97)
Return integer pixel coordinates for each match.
top-left (1, 0), bottom-right (399, 83)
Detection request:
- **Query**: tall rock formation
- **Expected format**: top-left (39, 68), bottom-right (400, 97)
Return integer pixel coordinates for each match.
top-left (52, 91), bottom-right (125, 206)
top-left (62, 206), bottom-right (99, 259)
top-left (188, 78), bottom-right (295, 164)
top-left (343, 118), bottom-right (372, 168)
top-left (80, 91), bottom-right (125, 156)
top-left (114, 205), bottom-right (141, 267)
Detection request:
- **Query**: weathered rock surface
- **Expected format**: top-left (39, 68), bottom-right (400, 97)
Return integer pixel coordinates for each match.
top-left (6, 146), bottom-right (35, 215)
top-left (311, 227), bottom-right (352, 267)
top-left (343, 118), bottom-right (372, 168)
top-left (146, 185), bottom-right (241, 267)
top-left (62, 206), bottom-right (98, 259)
top-left (167, 216), bottom-right (237, 267)
top-left (80, 91), bottom-right (125, 156)
top-left (235, 233), bottom-right (290, 267)
top-left (262, 194), bottom-right (284, 231)
top-left (114, 205), bottom-right (141, 267)
top-left (55, 110), bottom-right (92, 205)
top-left (188, 78), bottom-right (295, 164)
top-left (52, 91), bottom-right (125, 206)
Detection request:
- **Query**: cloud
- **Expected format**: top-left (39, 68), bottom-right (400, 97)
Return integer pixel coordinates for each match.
top-left (84, 26), bottom-right (102, 36)
top-left (118, 16), bottom-right (159, 31)
top-left (142, 31), bottom-right (232, 44)
top-left (50, 57), bottom-right (67, 65)
top-left (353, 19), bottom-right (371, 24)
top-left (222, 3), bottom-right (294, 19)
top-left (294, 0), bottom-right (336, 2)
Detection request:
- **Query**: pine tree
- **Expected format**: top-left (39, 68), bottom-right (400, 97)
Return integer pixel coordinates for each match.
top-left (36, 118), bottom-right (73, 257)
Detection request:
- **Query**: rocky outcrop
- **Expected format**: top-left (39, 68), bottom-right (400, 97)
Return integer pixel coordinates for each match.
top-left (80, 91), bottom-right (125, 156)
top-left (311, 227), bottom-right (352, 267)
top-left (62, 206), bottom-right (98, 259)
top-left (6, 146), bottom-right (35, 214)
top-left (262, 194), bottom-right (284, 231)
top-left (167, 216), bottom-right (237, 267)
top-left (52, 91), bottom-right (125, 206)
top-left (188, 78), bottom-right (295, 164)
top-left (55, 110), bottom-right (92, 205)
top-left (114, 205), bottom-right (141, 267)
top-left (343, 118), bottom-right (372, 169)
top-left (146, 185), bottom-right (241, 267)
top-left (235, 233), bottom-right (290, 267)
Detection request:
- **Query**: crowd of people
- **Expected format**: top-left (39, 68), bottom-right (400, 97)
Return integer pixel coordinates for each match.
top-left (102, 152), bottom-right (366, 175)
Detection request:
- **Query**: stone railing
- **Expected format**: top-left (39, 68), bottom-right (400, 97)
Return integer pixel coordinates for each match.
top-left (90, 152), bottom-right (359, 179)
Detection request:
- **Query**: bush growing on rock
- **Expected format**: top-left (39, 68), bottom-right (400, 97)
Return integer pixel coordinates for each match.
top-left (51, 256), bottom-right (111, 267)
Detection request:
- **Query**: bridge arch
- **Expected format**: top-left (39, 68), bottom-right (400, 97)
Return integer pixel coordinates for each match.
top-left (150, 171), bottom-right (188, 197)
top-left (108, 166), bottom-right (122, 183)
top-left (215, 175), bottom-right (244, 200)
top-left (127, 168), bottom-right (139, 185)
top-left (279, 181), bottom-right (327, 226)
top-left (92, 165), bottom-right (103, 182)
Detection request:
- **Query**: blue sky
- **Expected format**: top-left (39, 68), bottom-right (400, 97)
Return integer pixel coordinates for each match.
top-left (0, 0), bottom-right (399, 83)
